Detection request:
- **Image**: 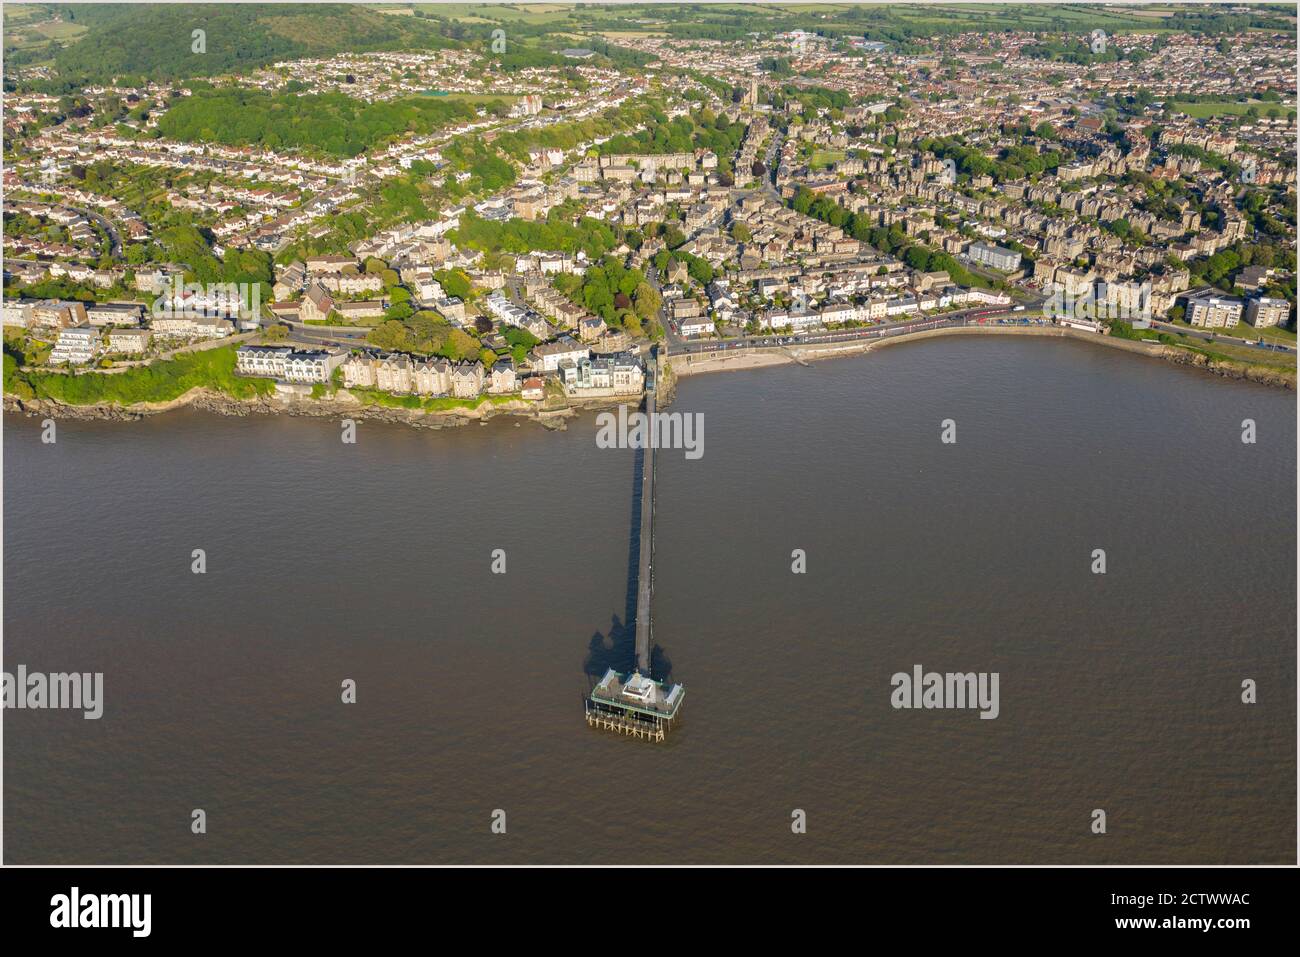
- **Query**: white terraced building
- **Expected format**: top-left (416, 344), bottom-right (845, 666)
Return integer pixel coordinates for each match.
top-left (759, 308), bottom-right (823, 332)
top-left (235, 345), bottom-right (343, 383)
top-left (235, 345), bottom-right (292, 377)
top-left (47, 325), bottom-right (100, 365)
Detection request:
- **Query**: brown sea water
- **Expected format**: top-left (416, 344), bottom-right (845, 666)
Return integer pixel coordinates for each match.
top-left (4, 336), bottom-right (1295, 863)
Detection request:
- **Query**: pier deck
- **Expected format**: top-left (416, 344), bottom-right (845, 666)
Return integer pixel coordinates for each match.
top-left (634, 377), bottom-right (655, 674)
top-left (586, 350), bottom-right (685, 741)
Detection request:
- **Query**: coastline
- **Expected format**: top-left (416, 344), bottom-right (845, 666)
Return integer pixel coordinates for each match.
top-left (669, 325), bottom-right (1298, 392)
top-left (2, 386), bottom-right (633, 431)
top-left (4, 326), bottom-right (1292, 428)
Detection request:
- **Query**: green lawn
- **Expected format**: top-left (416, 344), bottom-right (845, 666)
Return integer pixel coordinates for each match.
top-left (809, 149), bottom-right (846, 170)
top-left (5, 344), bottom-right (275, 406)
top-left (1165, 318), bottom-right (1297, 345)
top-left (1157, 333), bottom-right (1296, 373)
top-left (411, 3), bottom-right (574, 24)
top-left (1171, 101), bottom-right (1294, 119)
top-left (1253, 324), bottom-right (1297, 344)
top-left (422, 92), bottom-right (520, 105)
top-left (34, 20), bottom-right (87, 40)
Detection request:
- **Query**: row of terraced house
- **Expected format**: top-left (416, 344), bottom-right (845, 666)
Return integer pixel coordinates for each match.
top-left (235, 344), bottom-right (510, 397)
top-left (339, 351), bottom-right (508, 398)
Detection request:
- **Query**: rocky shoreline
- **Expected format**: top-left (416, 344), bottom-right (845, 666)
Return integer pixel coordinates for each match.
top-left (5, 327), bottom-right (1290, 428)
top-left (2, 386), bottom-right (634, 431)
top-left (1158, 348), bottom-right (1297, 390)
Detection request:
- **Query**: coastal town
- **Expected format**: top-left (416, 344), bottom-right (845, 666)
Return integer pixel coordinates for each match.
top-left (4, 2), bottom-right (1297, 417)
top-left (3, 2), bottom-right (1298, 892)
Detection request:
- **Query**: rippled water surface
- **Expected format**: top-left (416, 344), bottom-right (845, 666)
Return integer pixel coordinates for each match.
top-left (5, 337), bottom-right (1295, 863)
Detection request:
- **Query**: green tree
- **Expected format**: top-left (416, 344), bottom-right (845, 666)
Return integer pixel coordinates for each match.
top-left (634, 281), bottom-right (661, 320)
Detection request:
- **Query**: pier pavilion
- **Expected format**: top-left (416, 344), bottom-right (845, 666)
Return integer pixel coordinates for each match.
top-left (585, 349), bottom-right (685, 741)
top-left (586, 669), bottom-right (685, 742)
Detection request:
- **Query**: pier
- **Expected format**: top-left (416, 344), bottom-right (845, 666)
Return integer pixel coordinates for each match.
top-left (586, 349), bottom-right (686, 741)
top-left (633, 372), bottom-right (655, 674)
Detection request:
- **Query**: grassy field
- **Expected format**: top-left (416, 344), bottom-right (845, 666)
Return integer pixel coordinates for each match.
top-left (1250, 324), bottom-right (1297, 345)
top-left (2, 8), bottom-right (87, 46)
top-left (411, 3), bottom-right (574, 24)
top-left (402, 1), bottom-right (1187, 34)
top-left (1172, 101), bottom-right (1265, 118)
top-left (1165, 318), bottom-right (1297, 346)
top-left (809, 149), bottom-right (846, 169)
top-left (4, 344), bottom-right (276, 406)
top-left (420, 91), bottom-right (520, 105)
top-left (34, 19), bottom-right (87, 40)
top-left (2, 4), bottom-right (47, 24)
top-left (1149, 329), bottom-right (1297, 373)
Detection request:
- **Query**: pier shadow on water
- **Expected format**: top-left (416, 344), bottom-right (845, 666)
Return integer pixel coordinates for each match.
top-left (582, 420), bottom-right (673, 687)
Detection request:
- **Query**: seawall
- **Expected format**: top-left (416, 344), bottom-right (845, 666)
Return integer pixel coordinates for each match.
top-left (668, 325), bottom-right (1295, 391)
